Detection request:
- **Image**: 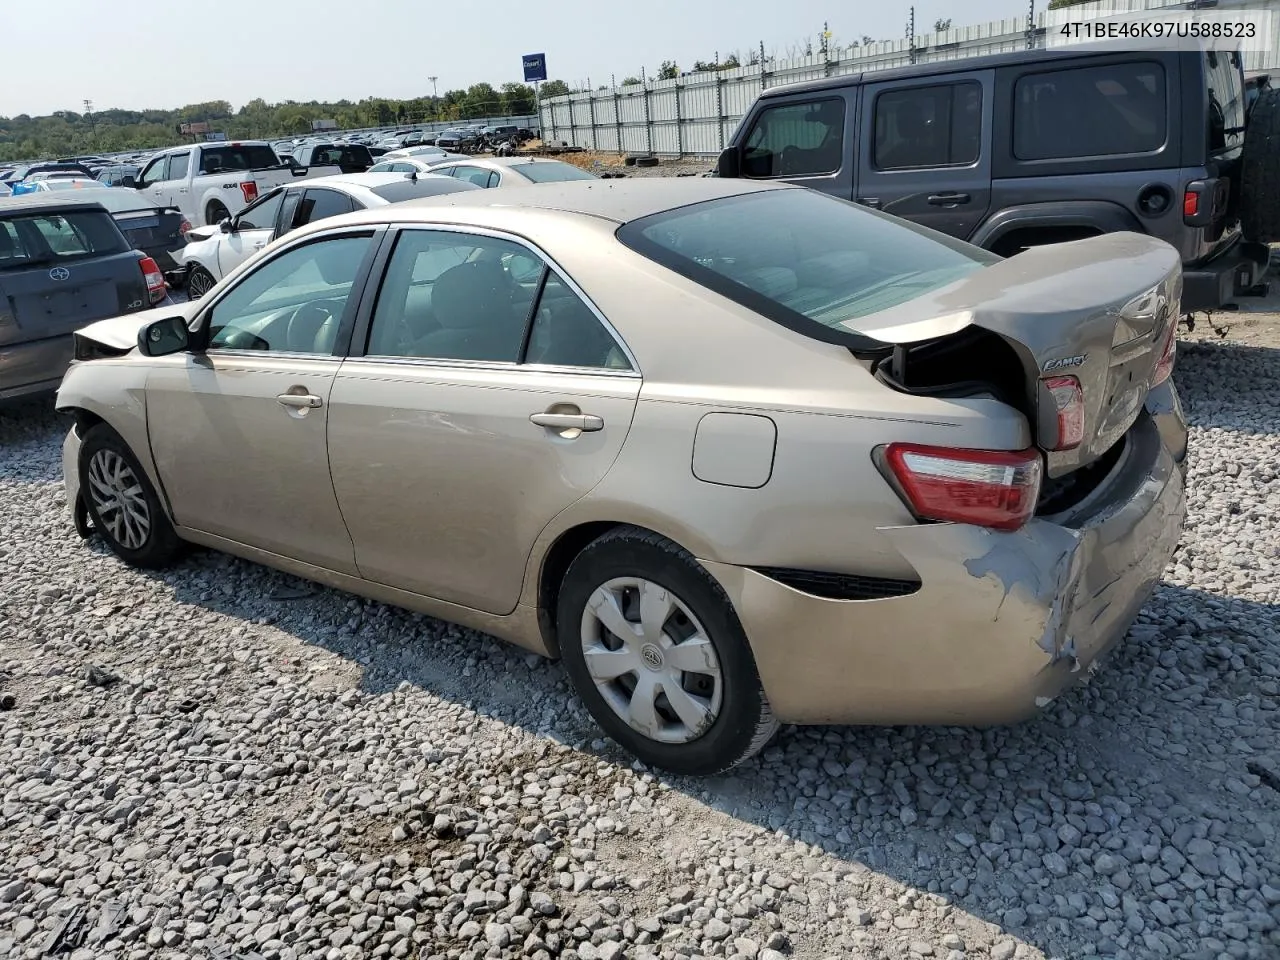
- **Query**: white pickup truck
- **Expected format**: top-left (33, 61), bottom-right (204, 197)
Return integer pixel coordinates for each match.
top-left (129, 141), bottom-right (341, 228)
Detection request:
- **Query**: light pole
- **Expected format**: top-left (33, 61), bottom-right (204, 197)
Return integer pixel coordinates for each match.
top-left (428, 76), bottom-right (439, 121)
top-left (83, 98), bottom-right (97, 146)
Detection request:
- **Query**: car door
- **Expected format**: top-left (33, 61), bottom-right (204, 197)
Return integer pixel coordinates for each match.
top-left (166, 150), bottom-right (192, 212)
top-left (327, 226), bottom-right (641, 615)
top-left (216, 188), bottom-right (286, 277)
top-left (856, 70), bottom-right (994, 239)
top-left (145, 230), bottom-right (381, 572)
top-left (135, 154), bottom-right (170, 205)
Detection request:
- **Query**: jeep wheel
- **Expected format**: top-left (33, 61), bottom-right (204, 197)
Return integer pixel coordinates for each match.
top-left (1240, 88), bottom-right (1280, 243)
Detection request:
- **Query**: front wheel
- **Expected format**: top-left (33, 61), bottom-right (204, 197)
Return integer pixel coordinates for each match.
top-left (79, 424), bottom-right (184, 569)
top-left (557, 527), bottom-right (779, 776)
top-left (186, 264), bottom-right (216, 300)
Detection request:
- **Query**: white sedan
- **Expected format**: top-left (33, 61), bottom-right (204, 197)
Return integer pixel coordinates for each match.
top-left (379, 146), bottom-right (468, 162)
top-left (420, 157), bottom-right (601, 189)
top-left (179, 171), bottom-right (478, 298)
top-left (368, 155), bottom-right (467, 176)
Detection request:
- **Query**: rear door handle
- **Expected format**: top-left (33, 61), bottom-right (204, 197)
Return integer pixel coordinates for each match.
top-left (530, 412), bottom-right (604, 432)
top-left (276, 393), bottom-right (323, 409)
top-left (856, 197), bottom-right (882, 209)
top-left (927, 192), bottom-right (971, 205)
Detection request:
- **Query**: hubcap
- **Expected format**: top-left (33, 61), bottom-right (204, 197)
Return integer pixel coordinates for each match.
top-left (580, 577), bottom-right (723, 745)
top-left (86, 449), bottom-right (151, 550)
top-left (189, 272), bottom-right (212, 299)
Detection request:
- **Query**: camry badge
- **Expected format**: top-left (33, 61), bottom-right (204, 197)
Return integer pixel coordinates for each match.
top-left (1043, 354), bottom-right (1087, 372)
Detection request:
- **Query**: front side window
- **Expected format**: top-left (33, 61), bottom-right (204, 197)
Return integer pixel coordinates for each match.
top-left (236, 190), bottom-right (284, 231)
top-left (138, 155), bottom-right (168, 186)
top-left (1013, 62), bottom-right (1167, 161)
top-left (617, 190), bottom-right (994, 351)
top-left (874, 82), bottom-right (982, 169)
top-left (206, 234), bottom-right (372, 353)
top-left (742, 98), bottom-right (846, 178)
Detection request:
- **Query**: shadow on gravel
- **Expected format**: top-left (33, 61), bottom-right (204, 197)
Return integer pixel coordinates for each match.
top-left (0, 398), bottom-right (68, 484)
top-left (138, 538), bottom-right (1279, 959)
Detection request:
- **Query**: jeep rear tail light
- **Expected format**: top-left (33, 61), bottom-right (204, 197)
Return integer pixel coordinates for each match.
top-left (1043, 375), bottom-right (1086, 450)
top-left (138, 256), bottom-right (167, 305)
top-left (240, 181), bottom-right (258, 204)
top-left (881, 443), bottom-right (1043, 531)
top-left (1152, 321), bottom-right (1177, 386)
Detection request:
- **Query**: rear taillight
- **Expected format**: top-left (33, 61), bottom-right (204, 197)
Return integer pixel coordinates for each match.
top-left (138, 256), bottom-right (166, 305)
top-left (1043, 375), bottom-right (1086, 451)
top-left (1152, 321), bottom-right (1177, 386)
top-left (1182, 190), bottom-right (1199, 218)
top-left (882, 444), bottom-right (1043, 531)
top-left (240, 181), bottom-right (258, 204)
top-left (179, 218), bottom-right (193, 237)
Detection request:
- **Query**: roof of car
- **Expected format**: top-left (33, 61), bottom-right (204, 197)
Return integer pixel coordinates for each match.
top-left (760, 43), bottom-right (1196, 99)
top-left (308, 177), bottom-right (787, 230)
top-left (298, 171), bottom-right (457, 191)
top-left (0, 193), bottom-right (109, 215)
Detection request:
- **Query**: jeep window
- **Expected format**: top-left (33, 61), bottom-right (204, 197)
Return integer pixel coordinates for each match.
top-left (1014, 62), bottom-right (1166, 160)
top-left (741, 98), bottom-right (845, 178)
top-left (1205, 50), bottom-right (1245, 154)
top-left (617, 189), bottom-right (995, 350)
top-left (874, 82), bottom-right (982, 169)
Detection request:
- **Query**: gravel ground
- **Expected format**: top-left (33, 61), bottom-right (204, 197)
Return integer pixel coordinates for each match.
top-left (2, 323), bottom-right (1280, 960)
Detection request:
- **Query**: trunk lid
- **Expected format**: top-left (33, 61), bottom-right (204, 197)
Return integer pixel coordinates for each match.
top-left (852, 233), bottom-right (1181, 478)
top-left (113, 208), bottom-right (187, 267)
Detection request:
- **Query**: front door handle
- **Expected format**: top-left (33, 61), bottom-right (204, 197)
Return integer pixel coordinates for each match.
top-left (927, 192), bottom-right (971, 206)
top-left (276, 393), bottom-right (323, 409)
top-left (530, 412), bottom-right (604, 432)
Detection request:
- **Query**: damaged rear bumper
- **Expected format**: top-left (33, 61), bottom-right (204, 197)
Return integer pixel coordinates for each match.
top-left (700, 399), bottom-right (1186, 727)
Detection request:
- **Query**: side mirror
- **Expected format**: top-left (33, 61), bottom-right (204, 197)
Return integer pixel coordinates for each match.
top-left (120, 176), bottom-right (137, 188)
top-left (716, 146), bottom-right (740, 179)
top-left (138, 315), bottom-right (191, 357)
top-left (219, 218), bottom-right (235, 234)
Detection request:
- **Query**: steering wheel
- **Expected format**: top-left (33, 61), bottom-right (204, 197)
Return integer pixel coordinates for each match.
top-left (285, 301), bottom-right (339, 354)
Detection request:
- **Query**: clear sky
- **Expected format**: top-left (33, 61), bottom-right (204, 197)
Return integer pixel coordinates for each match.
top-left (3, 0), bottom-right (1029, 117)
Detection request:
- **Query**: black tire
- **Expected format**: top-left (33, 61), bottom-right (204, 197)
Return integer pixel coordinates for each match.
top-left (79, 424), bottom-right (183, 569)
top-left (186, 265), bottom-right (216, 301)
top-left (635, 156), bottom-right (660, 168)
top-left (557, 527), bottom-right (778, 776)
top-left (1240, 88), bottom-right (1280, 243)
top-left (205, 202), bottom-right (230, 227)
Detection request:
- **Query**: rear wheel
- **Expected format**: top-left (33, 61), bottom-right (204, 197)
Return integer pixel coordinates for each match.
top-left (186, 265), bottom-right (216, 300)
top-left (1240, 88), bottom-right (1280, 243)
top-left (557, 527), bottom-right (778, 775)
top-left (79, 425), bottom-right (183, 569)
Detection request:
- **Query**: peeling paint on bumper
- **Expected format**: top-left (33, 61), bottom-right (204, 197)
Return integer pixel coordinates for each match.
top-left (701, 410), bottom-right (1186, 726)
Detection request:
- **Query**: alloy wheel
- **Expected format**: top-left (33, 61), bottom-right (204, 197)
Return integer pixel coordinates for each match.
top-left (86, 449), bottom-right (151, 550)
top-left (579, 577), bottom-right (723, 744)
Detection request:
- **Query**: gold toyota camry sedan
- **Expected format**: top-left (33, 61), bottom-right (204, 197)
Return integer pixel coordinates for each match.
top-left (57, 179), bottom-right (1187, 775)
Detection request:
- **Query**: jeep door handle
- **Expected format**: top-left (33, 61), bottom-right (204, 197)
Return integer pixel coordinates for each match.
top-left (530, 412), bottom-right (604, 432)
top-left (927, 192), bottom-right (971, 206)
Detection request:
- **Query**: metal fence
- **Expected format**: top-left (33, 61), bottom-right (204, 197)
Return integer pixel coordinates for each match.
top-left (537, 0), bottom-right (1280, 157)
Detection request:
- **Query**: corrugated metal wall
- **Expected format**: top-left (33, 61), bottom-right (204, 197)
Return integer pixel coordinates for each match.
top-left (538, 0), bottom-right (1279, 156)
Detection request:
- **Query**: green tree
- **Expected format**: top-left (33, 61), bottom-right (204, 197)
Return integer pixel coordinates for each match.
top-left (500, 82), bottom-right (536, 115)
top-left (933, 18), bottom-right (952, 31)
top-left (621, 76), bottom-right (641, 86)
top-left (657, 60), bottom-right (679, 80)
top-left (1047, 0), bottom-right (1092, 6)
top-left (539, 79), bottom-right (571, 98)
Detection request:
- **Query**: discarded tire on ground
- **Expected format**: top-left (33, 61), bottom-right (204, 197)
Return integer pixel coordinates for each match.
top-left (634, 155), bottom-right (660, 168)
top-left (1240, 87), bottom-right (1280, 243)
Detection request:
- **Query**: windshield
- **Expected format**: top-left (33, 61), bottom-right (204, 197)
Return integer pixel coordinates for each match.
top-left (200, 145), bottom-right (280, 172)
top-left (616, 189), bottom-right (994, 349)
top-left (512, 161), bottom-right (599, 183)
top-left (0, 210), bottom-right (127, 269)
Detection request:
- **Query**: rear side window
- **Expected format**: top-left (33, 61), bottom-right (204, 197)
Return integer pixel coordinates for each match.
top-left (201, 145), bottom-right (280, 172)
top-left (168, 152), bottom-right (191, 180)
top-left (0, 211), bottom-right (127, 269)
top-left (296, 188), bottom-right (355, 226)
top-left (617, 189), bottom-right (994, 351)
top-left (874, 83), bottom-right (982, 169)
top-left (1205, 49), bottom-right (1245, 154)
top-left (742, 98), bottom-right (846, 178)
top-left (1013, 62), bottom-right (1166, 160)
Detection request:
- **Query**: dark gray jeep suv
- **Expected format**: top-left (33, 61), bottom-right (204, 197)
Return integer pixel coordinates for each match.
top-left (717, 45), bottom-right (1278, 315)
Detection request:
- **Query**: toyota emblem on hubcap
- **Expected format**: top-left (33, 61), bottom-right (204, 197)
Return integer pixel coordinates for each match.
top-left (49, 267), bottom-right (70, 281)
top-left (640, 644), bottom-right (664, 670)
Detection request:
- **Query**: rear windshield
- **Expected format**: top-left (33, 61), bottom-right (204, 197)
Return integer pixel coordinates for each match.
top-left (0, 210), bottom-right (127, 270)
top-left (616, 189), bottom-right (993, 350)
top-left (200, 145), bottom-right (280, 172)
top-left (368, 178), bottom-right (481, 202)
top-left (512, 161), bottom-right (598, 183)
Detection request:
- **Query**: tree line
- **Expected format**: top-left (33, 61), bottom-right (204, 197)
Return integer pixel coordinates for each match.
top-left (0, 83), bottom-right (540, 162)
